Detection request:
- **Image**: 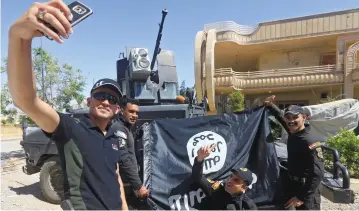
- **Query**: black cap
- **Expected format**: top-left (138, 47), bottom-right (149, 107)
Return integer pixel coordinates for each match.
top-left (231, 167), bottom-right (253, 186)
top-left (284, 105), bottom-right (305, 116)
top-left (91, 78), bottom-right (123, 98)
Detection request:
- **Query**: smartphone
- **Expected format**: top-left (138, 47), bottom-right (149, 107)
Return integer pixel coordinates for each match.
top-left (43, 1), bottom-right (93, 40)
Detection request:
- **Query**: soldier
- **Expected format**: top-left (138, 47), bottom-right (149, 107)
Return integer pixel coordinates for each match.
top-left (192, 145), bottom-right (257, 210)
top-left (111, 97), bottom-right (149, 209)
top-left (264, 96), bottom-right (324, 210)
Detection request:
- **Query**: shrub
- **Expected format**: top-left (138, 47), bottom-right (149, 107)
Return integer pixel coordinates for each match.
top-left (325, 128), bottom-right (359, 178)
top-left (227, 91), bottom-right (245, 112)
top-left (1, 119), bottom-right (6, 125)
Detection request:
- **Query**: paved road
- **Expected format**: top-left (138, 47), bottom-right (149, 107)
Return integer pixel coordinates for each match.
top-left (1, 139), bottom-right (23, 166)
top-left (1, 139), bottom-right (60, 210)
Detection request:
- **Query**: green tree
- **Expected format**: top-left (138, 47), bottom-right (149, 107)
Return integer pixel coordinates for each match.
top-left (2, 47), bottom-right (86, 113)
top-left (19, 115), bottom-right (36, 126)
top-left (33, 47), bottom-right (61, 106)
top-left (180, 80), bottom-right (186, 97)
top-left (227, 91), bottom-right (245, 112)
top-left (55, 63), bottom-right (86, 111)
top-left (0, 83), bottom-right (18, 124)
top-left (0, 58), bottom-right (8, 73)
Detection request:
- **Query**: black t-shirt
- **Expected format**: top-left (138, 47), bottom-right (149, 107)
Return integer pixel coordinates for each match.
top-left (44, 112), bottom-right (131, 210)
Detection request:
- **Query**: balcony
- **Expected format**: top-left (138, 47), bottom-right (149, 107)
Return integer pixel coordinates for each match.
top-left (214, 64), bottom-right (344, 90)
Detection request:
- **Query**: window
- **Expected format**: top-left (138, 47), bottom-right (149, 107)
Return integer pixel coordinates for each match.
top-left (320, 54), bottom-right (336, 65)
top-left (277, 101), bottom-right (308, 110)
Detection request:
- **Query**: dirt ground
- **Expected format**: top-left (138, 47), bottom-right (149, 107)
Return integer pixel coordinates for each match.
top-left (1, 157), bottom-right (60, 210)
top-left (1, 139), bottom-right (358, 210)
top-left (1, 126), bottom-right (22, 138)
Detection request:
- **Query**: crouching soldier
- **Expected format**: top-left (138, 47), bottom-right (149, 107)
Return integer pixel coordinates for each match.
top-left (192, 145), bottom-right (257, 210)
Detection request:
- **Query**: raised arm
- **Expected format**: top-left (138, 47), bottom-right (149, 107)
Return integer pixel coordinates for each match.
top-left (263, 95), bottom-right (290, 134)
top-left (7, 0), bottom-right (72, 133)
top-left (191, 145), bottom-right (219, 197)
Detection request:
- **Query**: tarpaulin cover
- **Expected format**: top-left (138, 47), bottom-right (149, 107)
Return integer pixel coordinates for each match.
top-left (279, 99), bottom-right (359, 143)
top-left (142, 106), bottom-right (283, 210)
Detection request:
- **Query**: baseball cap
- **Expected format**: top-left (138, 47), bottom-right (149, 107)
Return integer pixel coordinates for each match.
top-left (231, 167), bottom-right (253, 186)
top-left (91, 78), bottom-right (123, 98)
top-left (284, 105), bottom-right (305, 116)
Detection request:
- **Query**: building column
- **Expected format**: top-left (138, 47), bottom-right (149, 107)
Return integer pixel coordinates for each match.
top-left (204, 29), bottom-right (217, 114)
top-left (336, 35), bottom-right (359, 98)
top-left (194, 31), bottom-right (207, 102)
top-left (336, 39), bottom-right (345, 71)
top-left (344, 41), bottom-right (359, 98)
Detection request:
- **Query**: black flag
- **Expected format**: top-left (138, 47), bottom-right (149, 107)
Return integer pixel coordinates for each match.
top-left (143, 106), bottom-right (283, 210)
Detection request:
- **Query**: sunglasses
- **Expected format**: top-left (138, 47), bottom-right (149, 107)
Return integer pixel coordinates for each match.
top-left (284, 114), bottom-right (300, 120)
top-left (92, 92), bottom-right (119, 105)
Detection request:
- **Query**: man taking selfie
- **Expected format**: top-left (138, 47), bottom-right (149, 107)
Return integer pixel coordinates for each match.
top-left (7, 0), bottom-right (132, 209)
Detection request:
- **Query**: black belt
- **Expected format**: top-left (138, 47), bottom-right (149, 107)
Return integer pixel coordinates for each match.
top-left (289, 174), bottom-right (306, 184)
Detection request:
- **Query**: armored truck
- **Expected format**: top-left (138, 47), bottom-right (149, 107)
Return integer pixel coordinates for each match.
top-left (20, 8), bottom-right (355, 209)
top-left (20, 8), bottom-right (206, 204)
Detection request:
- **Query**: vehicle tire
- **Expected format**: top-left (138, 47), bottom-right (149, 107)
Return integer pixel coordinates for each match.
top-left (39, 157), bottom-right (64, 204)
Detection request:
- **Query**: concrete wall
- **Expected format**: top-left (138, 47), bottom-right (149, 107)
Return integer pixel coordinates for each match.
top-left (243, 86), bottom-right (343, 106)
top-left (259, 51), bottom-right (321, 70)
top-left (215, 9), bottom-right (359, 44)
top-left (214, 57), bottom-right (257, 71)
top-left (214, 45), bottom-right (338, 71)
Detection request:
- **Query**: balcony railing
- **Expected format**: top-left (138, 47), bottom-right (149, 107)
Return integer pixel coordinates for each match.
top-left (214, 64), bottom-right (344, 89)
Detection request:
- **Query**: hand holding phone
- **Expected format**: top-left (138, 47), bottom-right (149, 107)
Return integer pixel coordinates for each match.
top-left (41, 1), bottom-right (93, 41)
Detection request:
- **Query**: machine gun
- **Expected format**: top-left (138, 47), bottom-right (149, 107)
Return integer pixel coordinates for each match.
top-left (117, 8), bottom-right (179, 106)
top-left (150, 9), bottom-right (168, 84)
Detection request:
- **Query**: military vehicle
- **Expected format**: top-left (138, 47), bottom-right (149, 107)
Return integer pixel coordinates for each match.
top-left (20, 8), bottom-right (355, 209)
top-left (20, 8), bottom-right (206, 205)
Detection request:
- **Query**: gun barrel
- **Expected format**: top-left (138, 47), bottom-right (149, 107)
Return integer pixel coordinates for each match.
top-left (150, 9), bottom-right (168, 72)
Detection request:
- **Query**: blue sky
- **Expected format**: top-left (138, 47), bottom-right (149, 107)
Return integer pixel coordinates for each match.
top-left (1, 0), bottom-right (358, 96)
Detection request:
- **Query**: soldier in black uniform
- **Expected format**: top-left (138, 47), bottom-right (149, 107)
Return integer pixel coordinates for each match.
top-left (192, 145), bottom-right (258, 210)
top-left (264, 96), bottom-right (324, 210)
top-left (111, 97), bottom-right (149, 209)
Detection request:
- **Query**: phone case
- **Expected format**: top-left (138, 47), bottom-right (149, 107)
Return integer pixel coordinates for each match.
top-left (42, 1), bottom-right (93, 40)
top-left (68, 1), bottom-right (93, 27)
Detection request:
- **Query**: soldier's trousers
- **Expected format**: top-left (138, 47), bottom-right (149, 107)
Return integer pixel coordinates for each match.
top-left (282, 174), bottom-right (321, 210)
top-left (124, 186), bottom-right (150, 210)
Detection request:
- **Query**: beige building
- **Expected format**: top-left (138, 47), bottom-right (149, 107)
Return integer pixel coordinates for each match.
top-left (194, 8), bottom-right (359, 114)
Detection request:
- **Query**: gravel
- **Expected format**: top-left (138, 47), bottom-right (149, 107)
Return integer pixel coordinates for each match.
top-left (1, 140), bottom-right (358, 210)
top-left (321, 193), bottom-right (359, 210)
top-left (1, 157), bottom-right (60, 210)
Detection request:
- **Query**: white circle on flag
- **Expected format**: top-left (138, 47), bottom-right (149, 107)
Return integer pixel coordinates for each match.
top-left (186, 131), bottom-right (227, 174)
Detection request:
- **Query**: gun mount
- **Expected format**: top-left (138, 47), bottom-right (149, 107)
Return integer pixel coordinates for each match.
top-left (117, 9), bottom-right (179, 106)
